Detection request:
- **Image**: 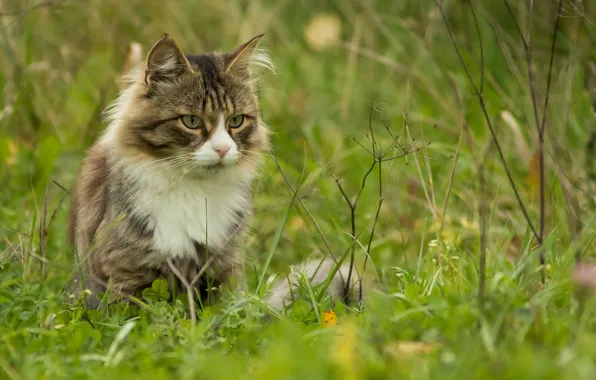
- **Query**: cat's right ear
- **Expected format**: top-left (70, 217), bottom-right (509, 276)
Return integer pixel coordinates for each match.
top-left (144, 34), bottom-right (192, 85)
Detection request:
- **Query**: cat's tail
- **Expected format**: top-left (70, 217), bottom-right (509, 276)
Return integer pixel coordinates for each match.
top-left (264, 257), bottom-right (366, 311)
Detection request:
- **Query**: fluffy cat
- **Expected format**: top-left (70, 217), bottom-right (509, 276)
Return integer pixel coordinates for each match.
top-left (67, 33), bottom-right (363, 310)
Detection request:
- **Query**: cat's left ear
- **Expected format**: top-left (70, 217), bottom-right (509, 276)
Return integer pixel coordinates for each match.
top-left (145, 34), bottom-right (192, 85)
top-left (225, 33), bottom-right (272, 77)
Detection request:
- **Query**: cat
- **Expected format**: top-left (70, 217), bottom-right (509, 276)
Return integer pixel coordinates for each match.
top-left (67, 33), bottom-right (364, 311)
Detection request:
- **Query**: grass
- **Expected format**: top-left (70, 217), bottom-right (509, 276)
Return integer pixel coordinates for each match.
top-left (1, 0), bottom-right (596, 378)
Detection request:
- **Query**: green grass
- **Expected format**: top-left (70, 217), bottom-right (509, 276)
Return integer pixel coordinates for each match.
top-left (1, 0), bottom-right (596, 379)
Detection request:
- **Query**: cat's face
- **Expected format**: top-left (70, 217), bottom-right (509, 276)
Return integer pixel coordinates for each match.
top-left (112, 34), bottom-right (271, 175)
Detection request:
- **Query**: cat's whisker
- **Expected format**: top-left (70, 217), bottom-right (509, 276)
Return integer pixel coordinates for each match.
top-left (127, 156), bottom-right (189, 177)
top-left (134, 159), bottom-right (193, 179)
top-left (169, 163), bottom-right (192, 181)
top-left (238, 150), bottom-right (271, 158)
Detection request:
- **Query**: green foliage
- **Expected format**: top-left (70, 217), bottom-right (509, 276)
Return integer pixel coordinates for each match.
top-left (1, 0), bottom-right (596, 379)
top-left (142, 279), bottom-right (171, 302)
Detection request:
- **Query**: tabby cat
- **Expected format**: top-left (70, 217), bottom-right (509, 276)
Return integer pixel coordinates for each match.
top-left (67, 33), bottom-right (363, 310)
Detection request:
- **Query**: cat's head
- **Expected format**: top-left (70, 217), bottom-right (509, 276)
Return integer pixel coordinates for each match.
top-left (104, 33), bottom-right (272, 176)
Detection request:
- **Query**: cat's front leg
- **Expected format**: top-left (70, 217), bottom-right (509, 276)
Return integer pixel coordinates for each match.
top-left (81, 242), bottom-right (160, 308)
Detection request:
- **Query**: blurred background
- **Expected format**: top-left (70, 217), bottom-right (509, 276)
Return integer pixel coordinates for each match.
top-left (2, 0), bottom-right (594, 280)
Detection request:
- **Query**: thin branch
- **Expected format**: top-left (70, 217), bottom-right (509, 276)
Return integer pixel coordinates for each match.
top-left (332, 174), bottom-right (355, 211)
top-left (52, 179), bottom-right (71, 194)
top-left (360, 156), bottom-right (384, 300)
top-left (504, 1), bottom-right (529, 48)
top-left (333, 104), bottom-right (420, 301)
top-left (467, 0), bottom-right (485, 94)
top-left (39, 187), bottom-right (48, 280)
top-left (354, 160), bottom-right (377, 207)
top-left (435, 0), bottom-right (540, 241)
top-left (540, 0), bottom-right (564, 136)
top-left (167, 259), bottom-right (196, 332)
top-left (189, 255), bottom-right (217, 287)
top-left (351, 136), bottom-right (373, 155)
top-left (331, 170), bottom-right (360, 300)
top-left (505, 0), bottom-right (542, 136)
top-left (503, 0), bottom-right (564, 282)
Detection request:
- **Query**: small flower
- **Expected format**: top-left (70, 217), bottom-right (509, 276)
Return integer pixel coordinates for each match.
top-left (323, 309), bottom-right (338, 327)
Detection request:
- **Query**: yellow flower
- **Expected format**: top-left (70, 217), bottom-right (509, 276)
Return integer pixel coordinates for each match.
top-left (323, 309), bottom-right (338, 327)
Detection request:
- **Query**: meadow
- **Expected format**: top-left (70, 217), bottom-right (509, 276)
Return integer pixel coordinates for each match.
top-left (1, 0), bottom-right (596, 378)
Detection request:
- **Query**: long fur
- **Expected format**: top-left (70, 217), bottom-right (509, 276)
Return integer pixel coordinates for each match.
top-left (68, 34), bottom-right (364, 311)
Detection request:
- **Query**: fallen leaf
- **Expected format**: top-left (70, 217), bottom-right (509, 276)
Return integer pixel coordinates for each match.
top-left (304, 13), bottom-right (342, 51)
top-left (323, 309), bottom-right (337, 327)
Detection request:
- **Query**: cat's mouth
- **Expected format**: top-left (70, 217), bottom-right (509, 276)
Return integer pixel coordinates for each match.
top-left (182, 159), bottom-right (236, 176)
top-left (200, 158), bottom-right (236, 168)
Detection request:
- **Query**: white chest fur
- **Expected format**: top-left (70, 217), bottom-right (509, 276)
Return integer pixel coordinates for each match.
top-left (122, 162), bottom-right (254, 259)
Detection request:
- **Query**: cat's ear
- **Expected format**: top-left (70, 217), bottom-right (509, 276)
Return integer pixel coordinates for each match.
top-left (225, 33), bottom-right (272, 77)
top-left (144, 34), bottom-right (192, 85)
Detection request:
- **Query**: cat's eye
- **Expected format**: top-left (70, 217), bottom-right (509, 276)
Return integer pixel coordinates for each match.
top-left (228, 115), bottom-right (244, 129)
top-left (181, 115), bottom-right (202, 129)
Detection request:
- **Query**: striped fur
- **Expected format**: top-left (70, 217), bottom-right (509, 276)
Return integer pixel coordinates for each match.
top-left (68, 34), bottom-right (364, 310)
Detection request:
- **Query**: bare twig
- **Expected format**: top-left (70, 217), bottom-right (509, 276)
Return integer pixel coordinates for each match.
top-left (39, 187), bottom-right (49, 280)
top-left (167, 259), bottom-right (196, 332)
top-left (360, 197), bottom-right (383, 300)
top-left (540, 0), bottom-right (564, 136)
top-left (52, 180), bottom-right (71, 194)
top-left (435, 0), bottom-right (540, 242)
top-left (504, 0), bottom-right (564, 281)
top-left (189, 255), bottom-right (218, 287)
top-left (331, 172), bottom-right (363, 299)
top-left (467, 0), bottom-right (485, 94)
top-left (332, 104), bottom-right (422, 301)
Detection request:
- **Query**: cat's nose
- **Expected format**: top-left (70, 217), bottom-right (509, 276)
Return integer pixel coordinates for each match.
top-left (213, 145), bottom-right (231, 158)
